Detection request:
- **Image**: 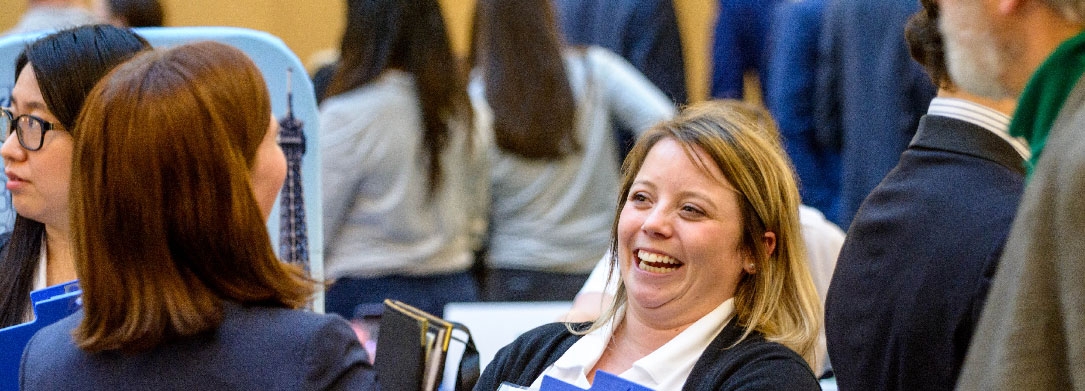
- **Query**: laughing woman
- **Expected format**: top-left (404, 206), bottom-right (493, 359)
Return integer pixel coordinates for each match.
top-left (475, 102), bottom-right (822, 390)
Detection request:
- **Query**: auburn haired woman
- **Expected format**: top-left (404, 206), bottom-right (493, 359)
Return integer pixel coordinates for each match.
top-left (19, 42), bottom-right (377, 390)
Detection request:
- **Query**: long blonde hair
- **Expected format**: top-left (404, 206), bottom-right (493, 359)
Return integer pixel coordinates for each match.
top-left (588, 100), bottom-right (821, 367)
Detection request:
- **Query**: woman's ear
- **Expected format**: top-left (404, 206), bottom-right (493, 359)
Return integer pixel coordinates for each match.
top-left (744, 232), bottom-right (776, 274)
top-left (762, 231), bottom-right (777, 259)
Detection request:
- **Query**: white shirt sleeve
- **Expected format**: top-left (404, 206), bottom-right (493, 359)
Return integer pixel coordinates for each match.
top-left (578, 250), bottom-right (619, 295)
top-left (586, 46), bottom-right (676, 134)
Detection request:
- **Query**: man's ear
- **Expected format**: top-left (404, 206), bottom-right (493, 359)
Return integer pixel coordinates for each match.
top-left (999, 0), bottom-right (1024, 15)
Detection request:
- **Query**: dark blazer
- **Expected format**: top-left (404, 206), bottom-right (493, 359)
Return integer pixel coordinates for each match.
top-left (20, 303), bottom-right (378, 390)
top-left (475, 319), bottom-right (819, 391)
top-left (825, 115), bottom-right (1026, 391)
top-left (765, 0), bottom-right (841, 219)
top-left (814, 0), bottom-right (936, 227)
top-left (553, 0), bottom-right (686, 105)
top-left (711, 0), bottom-right (782, 100)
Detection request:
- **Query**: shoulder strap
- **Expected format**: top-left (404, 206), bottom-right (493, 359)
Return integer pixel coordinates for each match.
top-left (450, 321), bottom-right (480, 391)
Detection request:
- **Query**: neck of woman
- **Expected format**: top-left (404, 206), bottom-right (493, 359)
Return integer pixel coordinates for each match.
top-left (588, 308), bottom-right (695, 382)
top-left (43, 226), bottom-right (76, 286)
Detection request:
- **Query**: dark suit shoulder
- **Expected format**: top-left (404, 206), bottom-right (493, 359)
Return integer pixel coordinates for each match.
top-left (20, 305), bottom-right (376, 391)
top-left (20, 312), bottom-right (84, 390)
top-left (826, 115), bottom-right (1026, 391)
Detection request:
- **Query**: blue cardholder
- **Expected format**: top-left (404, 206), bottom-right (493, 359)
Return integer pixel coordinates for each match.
top-left (0, 280), bottom-right (81, 390)
top-left (540, 371), bottom-right (654, 391)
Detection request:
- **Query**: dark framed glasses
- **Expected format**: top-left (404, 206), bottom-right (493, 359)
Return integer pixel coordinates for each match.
top-left (0, 107), bottom-right (62, 151)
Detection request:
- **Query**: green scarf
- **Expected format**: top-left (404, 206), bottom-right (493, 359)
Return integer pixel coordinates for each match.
top-left (1009, 30), bottom-right (1085, 176)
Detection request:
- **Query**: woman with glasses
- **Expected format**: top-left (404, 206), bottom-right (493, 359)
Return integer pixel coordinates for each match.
top-left (19, 40), bottom-right (377, 390)
top-left (0, 24), bottom-right (149, 328)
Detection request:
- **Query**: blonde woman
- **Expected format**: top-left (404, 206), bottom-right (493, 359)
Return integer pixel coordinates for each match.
top-left (476, 102), bottom-right (821, 390)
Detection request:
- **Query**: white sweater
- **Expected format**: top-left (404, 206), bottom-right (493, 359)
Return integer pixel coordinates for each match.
top-left (320, 70), bottom-right (490, 278)
top-left (470, 47), bottom-right (676, 273)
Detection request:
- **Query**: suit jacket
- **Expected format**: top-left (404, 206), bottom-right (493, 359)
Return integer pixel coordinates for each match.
top-left (20, 303), bottom-right (377, 390)
top-left (956, 67), bottom-right (1085, 390)
top-left (552, 0), bottom-right (686, 105)
top-left (711, 0), bottom-right (782, 100)
top-left (765, 0), bottom-right (841, 218)
top-left (475, 320), bottom-right (819, 391)
top-left (825, 115), bottom-right (1026, 391)
top-left (814, 0), bottom-right (936, 227)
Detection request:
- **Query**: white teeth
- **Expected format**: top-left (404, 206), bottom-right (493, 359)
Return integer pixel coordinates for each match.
top-left (636, 250), bottom-right (681, 274)
top-left (637, 251), bottom-right (679, 265)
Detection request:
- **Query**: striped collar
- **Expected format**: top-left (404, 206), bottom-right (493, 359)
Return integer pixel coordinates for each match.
top-left (927, 97), bottom-right (1029, 160)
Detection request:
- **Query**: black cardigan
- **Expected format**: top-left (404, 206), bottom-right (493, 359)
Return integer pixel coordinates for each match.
top-left (474, 319), bottom-right (819, 390)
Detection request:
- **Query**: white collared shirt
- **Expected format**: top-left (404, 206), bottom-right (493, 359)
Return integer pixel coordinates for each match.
top-left (25, 239), bottom-right (48, 323)
top-left (927, 97), bottom-right (1030, 160)
top-left (529, 299), bottom-right (736, 390)
top-left (33, 239), bottom-right (47, 292)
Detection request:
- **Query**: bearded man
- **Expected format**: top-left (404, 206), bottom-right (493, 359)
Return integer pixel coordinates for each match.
top-left (938, 0), bottom-right (1085, 388)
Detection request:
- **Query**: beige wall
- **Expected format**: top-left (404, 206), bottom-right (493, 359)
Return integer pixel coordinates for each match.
top-left (1, 0), bottom-right (717, 102)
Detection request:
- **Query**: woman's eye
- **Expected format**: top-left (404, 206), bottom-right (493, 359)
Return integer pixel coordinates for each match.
top-left (629, 192), bottom-right (649, 203)
top-left (680, 205), bottom-right (706, 217)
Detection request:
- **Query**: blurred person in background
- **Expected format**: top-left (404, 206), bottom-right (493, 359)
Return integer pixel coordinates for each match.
top-left (92, 0), bottom-right (164, 28)
top-left (468, 0), bottom-right (674, 302)
top-left (551, 0), bottom-right (685, 161)
top-left (320, 0), bottom-right (486, 318)
top-left (815, 0), bottom-right (936, 227)
top-left (3, 0), bottom-right (100, 36)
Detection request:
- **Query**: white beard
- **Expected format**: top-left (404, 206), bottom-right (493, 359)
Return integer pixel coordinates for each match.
top-left (940, 3), bottom-right (1017, 99)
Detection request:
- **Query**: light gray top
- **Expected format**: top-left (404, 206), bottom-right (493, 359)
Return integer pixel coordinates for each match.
top-left (320, 70), bottom-right (490, 278)
top-left (2, 6), bottom-right (99, 37)
top-left (470, 46), bottom-right (675, 273)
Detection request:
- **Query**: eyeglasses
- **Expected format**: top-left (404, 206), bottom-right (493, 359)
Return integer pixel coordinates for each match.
top-left (0, 107), bottom-right (63, 151)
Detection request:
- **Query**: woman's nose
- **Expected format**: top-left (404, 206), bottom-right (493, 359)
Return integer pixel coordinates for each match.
top-left (640, 206), bottom-right (673, 238)
top-left (0, 131), bottom-right (26, 163)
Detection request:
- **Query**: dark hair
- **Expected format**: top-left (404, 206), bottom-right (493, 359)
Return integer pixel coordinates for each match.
top-left (0, 25), bottom-right (149, 328)
top-left (71, 41), bottom-right (313, 353)
top-left (470, 0), bottom-right (579, 160)
top-left (905, 0), bottom-right (952, 90)
top-left (106, 0), bottom-right (165, 27)
top-left (324, 0), bottom-right (472, 197)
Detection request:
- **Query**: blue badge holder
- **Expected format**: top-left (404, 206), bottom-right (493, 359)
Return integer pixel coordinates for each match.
top-left (540, 371), bottom-right (655, 391)
top-left (0, 280), bottom-right (82, 390)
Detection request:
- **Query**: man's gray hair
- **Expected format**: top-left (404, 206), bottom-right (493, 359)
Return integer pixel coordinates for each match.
top-left (1045, 0), bottom-right (1085, 24)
